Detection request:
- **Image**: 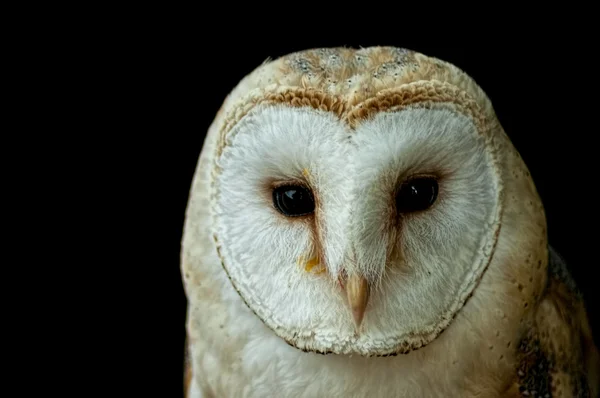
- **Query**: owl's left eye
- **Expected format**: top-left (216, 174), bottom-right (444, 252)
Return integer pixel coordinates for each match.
top-left (272, 185), bottom-right (315, 217)
top-left (396, 176), bottom-right (439, 214)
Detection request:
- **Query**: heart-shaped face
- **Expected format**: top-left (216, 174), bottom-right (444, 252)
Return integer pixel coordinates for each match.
top-left (210, 81), bottom-right (503, 356)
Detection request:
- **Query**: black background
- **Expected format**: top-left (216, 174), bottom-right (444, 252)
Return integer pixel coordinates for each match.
top-left (128, 32), bottom-right (598, 396)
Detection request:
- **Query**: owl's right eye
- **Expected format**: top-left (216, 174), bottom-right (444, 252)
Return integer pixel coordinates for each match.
top-left (272, 185), bottom-right (315, 217)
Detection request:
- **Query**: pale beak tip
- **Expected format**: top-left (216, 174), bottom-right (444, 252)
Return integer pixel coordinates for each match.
top-left (352, 309), bottom-right (365, 334)
top-left (345, 274), bottom-right (370, 334)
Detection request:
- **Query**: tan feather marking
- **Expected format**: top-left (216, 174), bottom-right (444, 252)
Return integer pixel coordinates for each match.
top-left (302, 256), bottom-right (326, 274)
top-left (346, 81), bottom-right (485, 131)
top-left (215, 87), bottom-right (347, 158)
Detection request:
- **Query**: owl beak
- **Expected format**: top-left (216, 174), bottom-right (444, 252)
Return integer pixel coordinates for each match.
top-left (345, 274), bottom-right (370, 333)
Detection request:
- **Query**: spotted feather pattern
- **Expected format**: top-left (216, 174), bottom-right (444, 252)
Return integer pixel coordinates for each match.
top-left (513, 246), bottom-right (599, 397)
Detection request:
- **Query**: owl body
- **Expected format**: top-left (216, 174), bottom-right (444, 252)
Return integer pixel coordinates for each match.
top-left (182, 47), bottom-right (599, 397)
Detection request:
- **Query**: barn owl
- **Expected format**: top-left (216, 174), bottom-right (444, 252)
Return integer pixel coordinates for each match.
top-left (181, 46), bottom-right (599, 397)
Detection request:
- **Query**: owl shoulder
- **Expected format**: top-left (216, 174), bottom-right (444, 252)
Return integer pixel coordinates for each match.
top-left (506, 247), bottom-right (600, 397)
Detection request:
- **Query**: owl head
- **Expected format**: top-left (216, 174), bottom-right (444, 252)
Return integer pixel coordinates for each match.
top-left (185, 47), bottom-right (547, 357)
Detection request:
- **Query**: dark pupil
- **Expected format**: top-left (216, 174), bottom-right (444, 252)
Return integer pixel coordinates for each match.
top-left (396, 177), bottom-right (438, 213)
top-left (273, 185), bottom-right (315, 217)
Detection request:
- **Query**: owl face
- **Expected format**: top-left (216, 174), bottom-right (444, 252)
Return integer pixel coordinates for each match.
top-left (211, 82), bottom-right (503, 356)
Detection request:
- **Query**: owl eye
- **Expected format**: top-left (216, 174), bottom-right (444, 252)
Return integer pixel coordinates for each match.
top-left (272, 185), bottom-right (315, 217)
top-left (396, 177), bottom-right (439, 213)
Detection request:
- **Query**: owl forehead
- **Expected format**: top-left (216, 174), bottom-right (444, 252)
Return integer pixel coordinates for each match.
top-left (220, 46), bottom-right (493, 113)
top-left (216, 80), bottom-right (489, 160)
top-left (214, 46), bottom-right (496, 158)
